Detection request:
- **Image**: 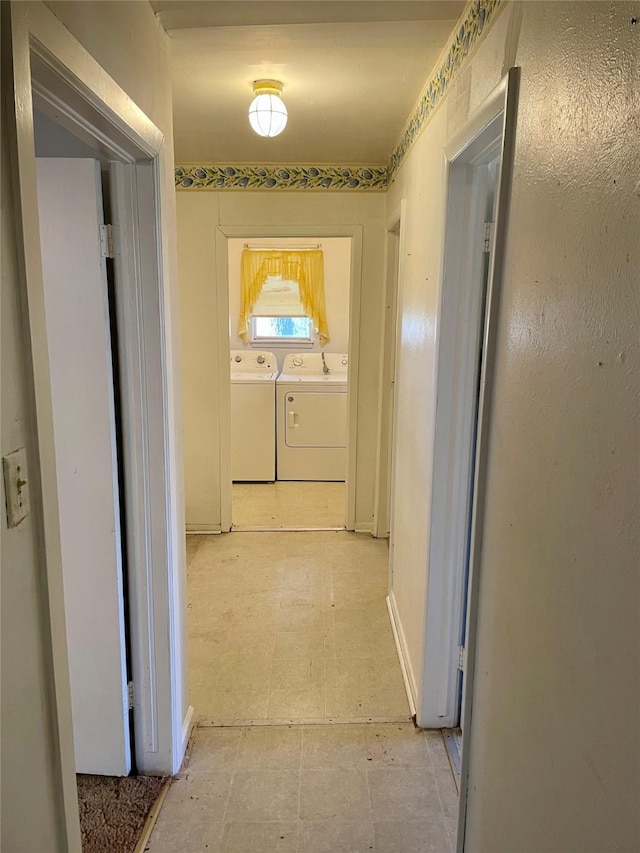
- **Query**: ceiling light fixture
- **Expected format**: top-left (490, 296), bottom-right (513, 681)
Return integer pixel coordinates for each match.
top-left (248, 79), bottom-right (288, 138)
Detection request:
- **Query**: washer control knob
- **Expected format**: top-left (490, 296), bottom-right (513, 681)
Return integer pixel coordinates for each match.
top-left (292, 356), bottom-right (303, 367)
top-left (234, 355), bottom-right (242, 362)
top-left (257, 355), bottom-right (265, 364)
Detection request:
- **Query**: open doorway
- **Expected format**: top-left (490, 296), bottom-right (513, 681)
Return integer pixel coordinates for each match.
top-left (34, 111), bottom-right (134, 777)
top-left (6, 10), bottom-right (188, 802)
top-left (226, 236), bottom-right (352, 531)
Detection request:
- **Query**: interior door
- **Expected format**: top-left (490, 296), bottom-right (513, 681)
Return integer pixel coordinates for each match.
top-left (36, 158), bottom-right (131, 776)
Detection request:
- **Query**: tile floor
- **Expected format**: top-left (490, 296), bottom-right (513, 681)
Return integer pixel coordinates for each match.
top-left (155, 531), bottom-right (459, 852)
top-left (232, 482), bottom-right (345, 530)
top-left (187, 531), bottom-right (410, 723)
top-left (146, 723), bottom-right (458, 852)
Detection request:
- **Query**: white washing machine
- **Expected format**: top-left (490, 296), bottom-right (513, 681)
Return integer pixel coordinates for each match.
top-left (276, 352), bottom-right (348, 481)
top-left (230, 350), bottom-right (278, 481)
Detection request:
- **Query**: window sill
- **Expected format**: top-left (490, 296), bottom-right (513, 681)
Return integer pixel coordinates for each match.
top-left (250, 339), bottom-right (314, 349)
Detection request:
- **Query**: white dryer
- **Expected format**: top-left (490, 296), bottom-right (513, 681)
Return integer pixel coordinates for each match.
top-left (230, 350), bottom-right (278, 481)
top-left (276, 352), bottom-right (348, 481)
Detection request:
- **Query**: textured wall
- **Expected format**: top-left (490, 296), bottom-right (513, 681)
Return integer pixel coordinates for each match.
top-left (464, 3), bottom-right (639, 850)
top-left (387, 1), bottom-right (639, 850)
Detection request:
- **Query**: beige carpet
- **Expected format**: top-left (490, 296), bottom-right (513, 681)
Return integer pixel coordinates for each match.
top-left (77, 774), bottom-right (166, 853)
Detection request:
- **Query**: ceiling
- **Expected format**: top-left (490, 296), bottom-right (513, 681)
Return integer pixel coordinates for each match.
top-left (152, 1), bottom-right (465, 165)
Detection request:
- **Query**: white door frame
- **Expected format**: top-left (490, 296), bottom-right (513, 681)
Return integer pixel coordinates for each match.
top-left (373, 201), bottom-right (406, 539)
top-left (215, 224), bottom-right (364, 532)
top-left (454, 66), bottom-right (519, 851)
top-left (6, 8), bottom-right (187, 844)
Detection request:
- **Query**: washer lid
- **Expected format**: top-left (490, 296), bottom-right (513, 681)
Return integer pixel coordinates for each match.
top-left (231, 371), bottom-right (279, 382)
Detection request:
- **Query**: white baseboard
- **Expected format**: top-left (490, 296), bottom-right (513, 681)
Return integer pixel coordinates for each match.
top-left (178, 704), bottom-right (194, 770)
top-left (387, 591), bottom-right (418, 717)
top-left (186, 526), bottom-right (222, 535)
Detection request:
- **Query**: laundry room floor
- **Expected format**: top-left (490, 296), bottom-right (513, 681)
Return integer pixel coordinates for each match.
top-left (231, 482), bottom-right (345, 530)
top-left (186, 531), bottom-right (410, 723)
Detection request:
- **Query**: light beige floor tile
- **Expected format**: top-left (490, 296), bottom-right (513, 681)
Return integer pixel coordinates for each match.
top-left (325, 686), bottom-right (411, 719)
top-left (198, 687), bottom-right (271, 722)
top-left (299, 768), bottom-right (370, 820)
top-left (275, 603), bottom-right (325, 632)
top-left (301, 724), bottom-right (367, 770)
top-left (186, 727), bottom-right (241, 774)
top-left (232, 482), bottom-right (345, 530)
top-left (220, 821), bottom-right (298, 853)
top-left (235, 725), bottom-right (303, 770)
top-left (271, 657), bottom-right (324, 690)
top-left (214, 656), bottom-right (274, 690)
top-left (224, 770), bottom-right (300, 821)
top-left (147, 818), bottom-right (223, 852)
top-left (367, 768), bottom-right (442, 821)
top-left (298, 820), bottom-right (374, 853)
top-left (268, 685), bottom-right (326, 719)
top-left (363, 724), bottom-right (431, 767)
top-left (161, 773), bottom-right (232, 821)
top-left (373, 818), bottom-right (453, 853)
top-left (274, 629), bottom-right (326, 659)
top-left (324, 658), bottom-right (380, 691)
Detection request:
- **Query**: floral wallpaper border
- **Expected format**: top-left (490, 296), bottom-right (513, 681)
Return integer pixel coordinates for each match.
top-left (175, 0), bottom-right (505, 192)
top-left (175, 165), bottom-right (388, 191)
top-left (387, 0), bottom-right (504, 180)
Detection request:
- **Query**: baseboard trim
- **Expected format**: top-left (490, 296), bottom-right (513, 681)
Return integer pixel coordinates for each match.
top-left (387, 591), bottom-right (418, 717)
top-left (179, 705), bottom-right (194, 764)
top-left (186, 527), bottom-right (222, 535)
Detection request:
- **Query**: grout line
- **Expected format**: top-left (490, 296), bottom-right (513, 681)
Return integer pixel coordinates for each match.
top-left (218, 723), bottom-right (242, 827)
top-left (296, 725), bottom-right (304, 853)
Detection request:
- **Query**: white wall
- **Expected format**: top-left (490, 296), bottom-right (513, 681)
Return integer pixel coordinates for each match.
top-left (177, 191), bottom-right (385, 532)
top-left (228, 236), bottom-right (351, 368)
top-left (2, 2), bottom-right (188, 847)
top-left (387, 2), bottom-right (639, 850)
top-left (2, 85), bottom-right (76, 853)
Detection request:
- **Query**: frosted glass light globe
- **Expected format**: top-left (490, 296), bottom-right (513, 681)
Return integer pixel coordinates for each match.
top-left (248, 92), bottom-right (288, 137)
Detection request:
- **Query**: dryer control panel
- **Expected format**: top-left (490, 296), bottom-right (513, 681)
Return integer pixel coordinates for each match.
top-left (281, 352), bottom-right (348, 375)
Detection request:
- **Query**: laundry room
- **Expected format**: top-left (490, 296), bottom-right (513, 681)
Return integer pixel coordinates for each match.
top-left (227, 236), bottom-right (351, 530)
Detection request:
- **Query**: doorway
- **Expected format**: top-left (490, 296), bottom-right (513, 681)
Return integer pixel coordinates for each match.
top-left (34, 113), bottom-right (133, 775)
top-left (226, 236), bottom-right (352, 532)
top-left (214, 225), bottom-right (364, 534)
top-left (6, 6), bottom-right (188, 802)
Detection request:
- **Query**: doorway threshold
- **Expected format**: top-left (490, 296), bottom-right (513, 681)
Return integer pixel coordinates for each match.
top-left (230, 525), bottom-right (346, 533)
top-left (442, 728), bottom-right (462, 791)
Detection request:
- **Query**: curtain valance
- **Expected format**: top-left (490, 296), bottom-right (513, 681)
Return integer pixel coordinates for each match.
top-left (238, 249), bottom-right (329, 343)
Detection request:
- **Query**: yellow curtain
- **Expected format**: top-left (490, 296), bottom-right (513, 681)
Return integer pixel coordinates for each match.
top-left (238, 249), bottom-right (330, 343)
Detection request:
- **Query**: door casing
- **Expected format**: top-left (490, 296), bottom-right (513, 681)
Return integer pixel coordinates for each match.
top-left (5, 5), bottom-right (188, 847)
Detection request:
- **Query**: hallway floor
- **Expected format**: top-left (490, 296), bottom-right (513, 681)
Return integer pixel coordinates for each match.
top-left (146, 722), bottom-right (458, 852)
top-left (188, 531), bottom-right (410, 723)
top-left (149, 532), bottom-right (457, 851)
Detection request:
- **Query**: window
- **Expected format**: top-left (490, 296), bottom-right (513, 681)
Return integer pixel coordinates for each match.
top-left (250, 275), bottom-right (313, 343)
top-left (251, 316), bottom-right (313, 341)
top-left (239, 251), bottom-right (329, 344)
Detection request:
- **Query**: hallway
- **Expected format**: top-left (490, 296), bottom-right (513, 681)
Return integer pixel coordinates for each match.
top-left (148, 531), bottom-right (458, 851)
top-left (187, 531), bottom-right (411, 723)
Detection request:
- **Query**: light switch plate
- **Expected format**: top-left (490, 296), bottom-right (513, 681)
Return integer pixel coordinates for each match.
top-left (3, 447), bottom-right (30, 528)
